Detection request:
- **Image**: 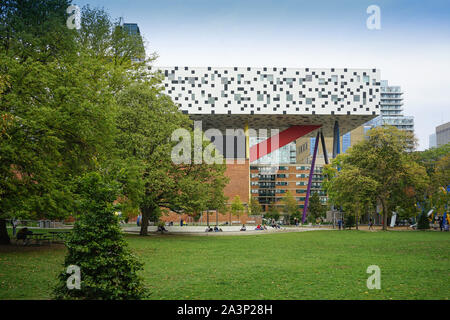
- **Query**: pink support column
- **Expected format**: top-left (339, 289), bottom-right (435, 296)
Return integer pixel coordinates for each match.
top-left (302, 131), bottom-right (320, 223)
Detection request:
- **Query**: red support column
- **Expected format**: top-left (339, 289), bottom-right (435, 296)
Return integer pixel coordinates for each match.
top-left (250, 125), bottom-right (321, 162)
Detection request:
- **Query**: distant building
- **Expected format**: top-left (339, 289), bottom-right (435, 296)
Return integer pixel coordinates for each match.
top-left (367, 80), bottom-right (414, 131)
top-left (250, 164), bottom-right (326, 216)
top-left (120, 22), bottom-right (145, 62)
top-left (249, 137), bottom-right (296, 164)
top-left (429, 133), bottom-right (437, 148)
top-left (297, 124), bottom-right (369, 165)
top-left (160, 66), bottom-right (381, 220)
top-left (122, 23), bottom-right (141, 36)
top-left (436, 122), bottom-right (450, 147)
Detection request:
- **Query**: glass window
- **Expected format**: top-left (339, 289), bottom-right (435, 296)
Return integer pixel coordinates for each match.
top-left (363, 75), bottom-right (370, 83)
top-left (305, 75), bottom-right (312, 82)
top-left (257, 94), bottom-right (264, 101)
top-left (286, 94), bottom-right (293, 101)
top-left (306, 98), bottom-right (312, 104)
top-left (234, 94), bottom-right (241, 102)
top-left (331, 75), bottom-right (338, 83)
top-left (331, 95), bottom-right (338, 102)
top-left (354, 95), bottom-right (360, 102)
top-left (319, 78), bottom-right (325, 85)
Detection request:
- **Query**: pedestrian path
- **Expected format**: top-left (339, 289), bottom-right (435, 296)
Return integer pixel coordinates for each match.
top-left (122, 225), bottom-right (334, 236)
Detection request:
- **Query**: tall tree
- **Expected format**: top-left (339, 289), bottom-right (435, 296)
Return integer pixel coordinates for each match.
top-left (281, 191), bottom-right (298, 224)
top-left (323, 127), bottom-right (428, 230)
top-left (307, 192), bottom-right (326, 224)
top-left (323, 165), bottom-right (377, 229)
top-left (230, 195), bottom-right (245, 224)
top-left (248, 197), bottom-right (262, 217)
top-left (114, 83), bottom-right (229, 235)
top-left (0, 2), bottom-right (153, 243)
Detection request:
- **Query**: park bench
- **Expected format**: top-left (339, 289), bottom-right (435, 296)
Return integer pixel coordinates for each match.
top-left (48, 231), bottom-right (71, 243)
top-left (16, 232), bottom-right (51, 246)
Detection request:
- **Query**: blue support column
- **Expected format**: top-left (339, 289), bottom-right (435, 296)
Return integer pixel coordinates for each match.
top-left (332, 120), bottom-right (340, 158)
top-left (320, 130), bottom-right (329, 165)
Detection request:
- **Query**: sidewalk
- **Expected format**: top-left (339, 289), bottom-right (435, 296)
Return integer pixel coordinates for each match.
top-left (123, 225), bottom-right (334, 236)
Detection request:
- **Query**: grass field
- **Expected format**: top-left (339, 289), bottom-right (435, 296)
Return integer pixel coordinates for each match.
top-left (0, 230), bottom-right (449, 300)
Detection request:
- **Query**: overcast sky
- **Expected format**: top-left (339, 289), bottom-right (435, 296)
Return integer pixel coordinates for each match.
top-left (76, 0), bottom-right (450, 150)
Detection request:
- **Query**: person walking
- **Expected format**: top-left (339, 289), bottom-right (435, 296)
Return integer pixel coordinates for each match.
top-left (11, 218), bottom-right (19, 237)
top-left (369, 217), bottom-right (374, 230)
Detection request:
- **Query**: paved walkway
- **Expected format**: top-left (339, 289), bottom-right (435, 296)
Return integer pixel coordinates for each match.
top-left (123, 225), bottom-right (334, 236)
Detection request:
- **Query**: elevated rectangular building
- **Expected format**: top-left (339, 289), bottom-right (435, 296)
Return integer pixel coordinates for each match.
top-left (159, 66), bottom-right (381, 221)
top-left (159, 66), bottom-right (381, 136)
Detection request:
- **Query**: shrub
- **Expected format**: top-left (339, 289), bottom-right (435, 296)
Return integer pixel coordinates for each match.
top-left (345, 215), bottom-right (355, 229)
top-left (54, 172), bottom-right (148, 300)
top-left (417, 212), bottom-right (430, 230)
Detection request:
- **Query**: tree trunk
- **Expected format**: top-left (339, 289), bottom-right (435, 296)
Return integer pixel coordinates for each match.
top-left (0, 219), bottom-right (11, 245)
top-left (140, 206), bottom-right (150, 236)
top-left (380, 198), bottom-right (388, 231)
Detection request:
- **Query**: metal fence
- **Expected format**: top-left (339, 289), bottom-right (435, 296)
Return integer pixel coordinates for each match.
top-left (10, 219), bottom-right (71, 229)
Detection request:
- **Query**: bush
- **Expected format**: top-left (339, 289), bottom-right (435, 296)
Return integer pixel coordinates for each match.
top-left (417, 212), bottom-right (430, 230)
top-left (264, 210), bottom-right (280, 222)
top-left (345, 215), bottom-right (355, 229)
top-left (54, 172), bottom-right (148, 300)
top-left (289, 212), bottom-right (302, 224)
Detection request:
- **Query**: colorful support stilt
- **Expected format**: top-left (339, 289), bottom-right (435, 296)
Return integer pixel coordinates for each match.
top-left (302, 130), bottom-right (320, 223)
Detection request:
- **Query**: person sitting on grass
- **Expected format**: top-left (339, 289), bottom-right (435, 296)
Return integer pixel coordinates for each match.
top-left (240, 224), bottom-right (246, 231)
top-left (157, 222), bottom-right (168, 234)
top-left (16, 227), bottom-right (33, 245)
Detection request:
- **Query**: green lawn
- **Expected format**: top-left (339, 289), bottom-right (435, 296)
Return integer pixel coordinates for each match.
top-left (0, 230), bottom-right (449, 300)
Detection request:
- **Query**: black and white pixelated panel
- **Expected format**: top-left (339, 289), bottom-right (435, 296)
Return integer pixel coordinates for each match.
top-left (158, 67), bottom-right (381, 116)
